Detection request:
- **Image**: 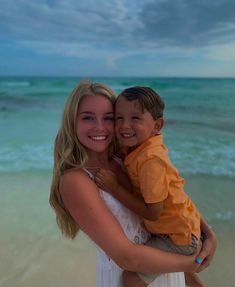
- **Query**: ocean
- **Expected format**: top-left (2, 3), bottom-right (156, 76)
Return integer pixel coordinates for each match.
top-left (0, 76), bottom-right (235, 286)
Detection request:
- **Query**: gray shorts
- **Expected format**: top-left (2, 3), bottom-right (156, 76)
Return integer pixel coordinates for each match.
top-left (138, 234), bottom-right (199, 284)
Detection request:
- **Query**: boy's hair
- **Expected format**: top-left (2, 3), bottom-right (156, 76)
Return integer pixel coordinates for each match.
top-left (118, 86), bottom-right (165, 120)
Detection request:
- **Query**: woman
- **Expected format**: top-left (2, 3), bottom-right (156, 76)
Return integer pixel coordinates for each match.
top-left (49, 80), bottom-right (216, 287)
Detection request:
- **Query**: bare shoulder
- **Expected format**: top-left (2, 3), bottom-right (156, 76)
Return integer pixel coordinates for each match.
top-left (61, 168), bottom-right (92, 185)
top-left (60, 169), bottom-right (94, 194)
top-left (60, 169), bottom-right (99, 212)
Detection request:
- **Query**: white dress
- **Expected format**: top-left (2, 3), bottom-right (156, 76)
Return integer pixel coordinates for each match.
top-left (84, 169), bottom-right (185, 287)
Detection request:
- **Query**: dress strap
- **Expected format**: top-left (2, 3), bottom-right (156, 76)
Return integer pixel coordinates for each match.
top-left (83, 168), bottom-right (95, 180)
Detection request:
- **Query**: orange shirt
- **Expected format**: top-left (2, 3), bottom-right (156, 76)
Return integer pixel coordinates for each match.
top-left (124, 135), bottom-right (201, 245)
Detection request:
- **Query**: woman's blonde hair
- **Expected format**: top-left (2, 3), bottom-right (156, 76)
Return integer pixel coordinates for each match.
top-left (49, 80), bottom-right (116, 239)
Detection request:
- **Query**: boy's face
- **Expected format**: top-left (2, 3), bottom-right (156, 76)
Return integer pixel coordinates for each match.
top-left (115, 96), bottom-right (161, 149)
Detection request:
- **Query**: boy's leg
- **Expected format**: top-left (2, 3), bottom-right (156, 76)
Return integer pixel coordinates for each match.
top-left (122, 271), bottom-right (148, 287)
top-left (144, 234), bottom-right (204, 287)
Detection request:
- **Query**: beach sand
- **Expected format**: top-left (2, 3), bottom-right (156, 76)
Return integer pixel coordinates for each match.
top-left (0, 232), bottom-right (96, 287)
top-left (0, 172), bottom-right (234, 287)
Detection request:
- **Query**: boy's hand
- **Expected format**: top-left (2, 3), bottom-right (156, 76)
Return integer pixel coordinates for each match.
top-left (95, 169), bottom-right (120, 195)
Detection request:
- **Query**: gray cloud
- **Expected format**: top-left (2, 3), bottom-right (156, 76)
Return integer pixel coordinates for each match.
top-left (1, 0), bottom-right (235, 49)
top-left (0, 0), bottom-right (128, 42)
top-left (137, 0), bottom-right (235, 47)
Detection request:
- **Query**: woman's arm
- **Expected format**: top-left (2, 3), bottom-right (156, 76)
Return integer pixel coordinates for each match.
top-left (196, 216), bottom-right (217, 272)
top-left (60, 170), bottom-right (197, 274)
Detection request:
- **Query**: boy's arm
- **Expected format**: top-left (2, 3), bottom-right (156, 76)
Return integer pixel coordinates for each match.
top-left (96, 169), bottom-right (163, 221)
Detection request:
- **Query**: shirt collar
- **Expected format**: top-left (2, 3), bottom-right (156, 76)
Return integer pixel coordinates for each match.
top-left (125, 135), bottom-right (163, 164)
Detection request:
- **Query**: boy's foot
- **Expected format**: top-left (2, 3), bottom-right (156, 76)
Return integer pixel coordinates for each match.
top-left (185, 272), bottom-right (205, 287)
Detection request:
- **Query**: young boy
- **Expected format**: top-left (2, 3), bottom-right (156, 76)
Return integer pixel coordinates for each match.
top-left (96, 86), bottom-right (204, 287)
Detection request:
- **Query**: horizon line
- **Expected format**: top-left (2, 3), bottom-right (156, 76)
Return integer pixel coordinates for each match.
top-left (0, 75), bottom-right (235, 79)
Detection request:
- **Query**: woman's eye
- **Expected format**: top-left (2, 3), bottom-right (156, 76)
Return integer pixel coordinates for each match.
top-left (82, 116), bottom-right (94, 121)
top-left (132, 116), bottom-right (140, 120)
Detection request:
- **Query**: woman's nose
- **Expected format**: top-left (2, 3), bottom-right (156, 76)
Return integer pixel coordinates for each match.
top-left (95, 119), bottom-right (106, 130)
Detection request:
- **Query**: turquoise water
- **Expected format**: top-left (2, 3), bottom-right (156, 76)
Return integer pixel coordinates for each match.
top-left (1, 76), bottom-right (234, 177)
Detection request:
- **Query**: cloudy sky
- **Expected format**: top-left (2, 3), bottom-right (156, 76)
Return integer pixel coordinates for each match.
top-left (1, 0), bottom-right (235, 77)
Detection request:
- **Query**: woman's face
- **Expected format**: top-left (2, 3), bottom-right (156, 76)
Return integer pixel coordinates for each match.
top-left (76, 94), bottom-right (114, 154)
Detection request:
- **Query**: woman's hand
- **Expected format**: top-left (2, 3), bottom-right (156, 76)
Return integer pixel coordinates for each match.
top-left (196, 226), bottom-right (217, 273)
top-left (95, 168), bottom-right (120, 195)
